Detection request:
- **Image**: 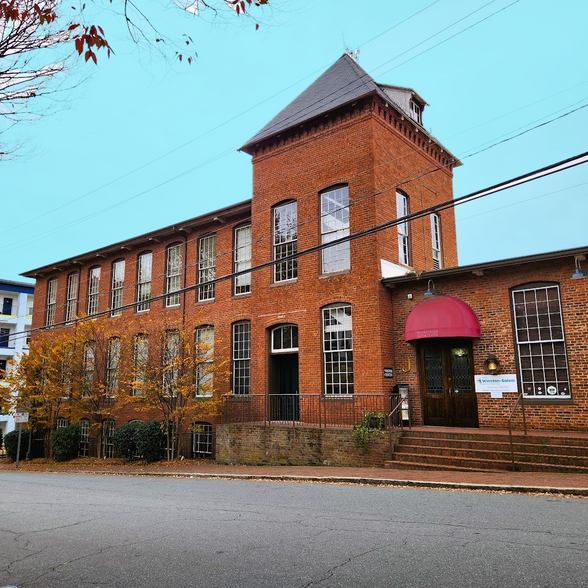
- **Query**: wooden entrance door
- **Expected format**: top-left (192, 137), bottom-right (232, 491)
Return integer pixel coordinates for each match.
top-left (419, 341), bottom-right (478, 427)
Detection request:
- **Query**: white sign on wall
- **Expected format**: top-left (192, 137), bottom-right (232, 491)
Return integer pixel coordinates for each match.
top-left (474, 375), bottom-right (518, 395)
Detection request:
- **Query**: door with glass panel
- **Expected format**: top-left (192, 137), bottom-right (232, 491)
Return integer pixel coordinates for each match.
top-left (269, 325), bottom-right (299, 422)
top-left (419, 340), bottom-right (478, 427)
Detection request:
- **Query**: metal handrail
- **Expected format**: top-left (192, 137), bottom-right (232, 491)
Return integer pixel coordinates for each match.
top-left (387, 393), bottom-right (411, 430)
top-left (507, 390), bottom-right (528, 471)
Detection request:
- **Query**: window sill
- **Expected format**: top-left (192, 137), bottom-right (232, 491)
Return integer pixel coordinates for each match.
top-left (232, 292), bottom-right (251, 300)
top-left (319, 269), bottom-right (351, 279)
top-left (195, 299), bottom-right (215, 306)
top-left (270, 279), bottom-right (297, 288)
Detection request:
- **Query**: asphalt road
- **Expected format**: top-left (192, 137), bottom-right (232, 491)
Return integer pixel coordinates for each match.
top-left (0, 473), bottom-right (586, 588)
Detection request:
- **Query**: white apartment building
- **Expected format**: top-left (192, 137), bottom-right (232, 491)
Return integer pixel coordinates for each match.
top-left (0, 279), bottom-right (34, 438)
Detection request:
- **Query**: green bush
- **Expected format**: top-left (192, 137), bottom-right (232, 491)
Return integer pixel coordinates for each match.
top-left (4, 429), bottom-right (30, 462)
top-left (52, 424), bottom-right (81, 462)
top-left (135, 421), bottom-right (165, 463)
top-left (113, 421), bottom-right (142, 460)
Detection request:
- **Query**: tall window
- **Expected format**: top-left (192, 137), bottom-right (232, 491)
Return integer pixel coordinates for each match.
top-left (232, 321), bottom-right (250, 395)
top-left (430, 214), bottom-right (442, 270)
top-left (78, 419), bottom-right (90, 457)
top-left (234, 225), bottom-right (252, 295)
top-left (106, 337), bottom-right (120, 396)
top-left (198, 234), bottom-right (216, 301)
top-left (163, 330), bottom-right (180, 396)
top-left (273, 201), bottom-right (297, 282)
top-left (512, 284), bottom-right (571, 399)
top-left (322, 304), bottom-right (354, 395)
top-left (87, 267), bottom-right (101, 316)
top-left (65, 273), bottom-right (79, 323)
top-left (102, 419), bottom-right (116, 458)
top-left (409, 100), bottom-right (421, 124)
top-left (82, 341), bottom-right (95, 397)
top-left (195, 326), bottom-right (214, 396)
top-left (110, 260), bottom-right (125, 316)
top-left (133, 334), bottom-right (148, 396)
top-left (396, 191), bottom-right (410, 266)
top-left (321, 186), bottom-right (350, 274)
top-left (166, 243), bottom-right (183, 307)
top-left (45, 277), bottom-right (57, 326)
top-left (136, 252), bottom-right (152, 312)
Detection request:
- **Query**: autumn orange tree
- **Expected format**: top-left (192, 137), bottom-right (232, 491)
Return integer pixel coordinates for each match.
top-left (128, 317), bottom-right (227, 460)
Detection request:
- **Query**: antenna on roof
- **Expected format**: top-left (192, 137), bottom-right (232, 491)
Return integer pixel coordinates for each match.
top-left (345, 47), bottom-right (360, 63)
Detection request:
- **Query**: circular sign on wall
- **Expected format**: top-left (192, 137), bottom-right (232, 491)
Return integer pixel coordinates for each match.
top-left (547, 386), bottom-right (557, 395)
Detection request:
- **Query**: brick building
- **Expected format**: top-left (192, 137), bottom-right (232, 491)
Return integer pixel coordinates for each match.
top-left (22, 55), bottom-right (587, 461)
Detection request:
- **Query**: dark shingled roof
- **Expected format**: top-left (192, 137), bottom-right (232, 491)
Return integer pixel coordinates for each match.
top-left (240, 54), bottom-right (461, 167)
top-left (241, 54), bottom-right (391, 151)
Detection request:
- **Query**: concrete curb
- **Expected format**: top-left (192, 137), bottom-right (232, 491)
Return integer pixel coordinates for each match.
top-left (11, 468), bottom-right (588, 496)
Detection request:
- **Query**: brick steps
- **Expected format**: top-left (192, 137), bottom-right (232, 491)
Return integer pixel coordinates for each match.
top-left (385, 430), bottom-right (588, 473)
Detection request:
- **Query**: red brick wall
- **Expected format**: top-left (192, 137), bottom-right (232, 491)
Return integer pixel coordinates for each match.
top-left (389, 258), bottom-right (588, 431)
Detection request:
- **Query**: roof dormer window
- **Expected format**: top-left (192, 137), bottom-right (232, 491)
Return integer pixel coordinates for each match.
top-left (409, 100), bottom-right (421, 124)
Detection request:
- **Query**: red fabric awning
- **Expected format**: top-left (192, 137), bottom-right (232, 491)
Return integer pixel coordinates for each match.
top-left (404, 295), bottom-right (481, 341)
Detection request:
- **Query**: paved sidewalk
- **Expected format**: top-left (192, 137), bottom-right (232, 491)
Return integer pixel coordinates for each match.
top-left (2, 459), bottom-right (587, 496)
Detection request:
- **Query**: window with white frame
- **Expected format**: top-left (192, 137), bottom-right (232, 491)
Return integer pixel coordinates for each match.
top-left (110, 260), bottom-right (125, 316)
top-left (273, 201), bottom-right (298, 282)
top-left (321, 186), bottom-right (350, 274)
top-left (166, 243), bottom-right (183, 307)
top-left (163, 330), bottom-right (180, 396)
top-left (106, 337), bottom-right (120, 396)
top-left (198, 234), bottom-right (216, 301)
top-left (78, 419), bottom-right (90, 457)
top-left (136, 252), bottom-right (152, 312)
top-left (87, 267), bottom-right (101, 316)
top-left (271, 324), bottom-right (299, 353)
top-left (512, 283), bottom-right (571, 399)
top-left (232, 321), bottom-right (250, 395)
top-left (65, 273), bottom-right (79, 323)
top-left (133, 334), bottom-right (148, 396)
top-left (396, 191), bottom-right (410, 266)
top-left (82, 341), bottom-right (95, 397)
top-left (45, 277), bottom-right (57, 326)
top-left (322, 304), bottom-right (354, 395)
top-left (195, 325), bottom-right (214, 396)
top-left (409, 100), bottom-right (421, 124)
top-left (430, 213), bottom-right (442, 270)
top-left (192, 422), bottom-right (213, 457)
top-left (56, 417), bottom-right (69, 429)
top-left (102, 419), bottom-right (116, 458)
top-left (234, 225), bottom-right (252, 295)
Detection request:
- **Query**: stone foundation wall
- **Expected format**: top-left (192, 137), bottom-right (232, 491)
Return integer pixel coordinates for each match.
top-left (216, 424), bottom-right (402, 467)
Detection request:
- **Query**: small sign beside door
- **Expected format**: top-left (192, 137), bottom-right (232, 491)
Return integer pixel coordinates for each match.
top-left (474, 374), bottom-right (518, 396)
top-left (383, 368), bottom-right (394, 379)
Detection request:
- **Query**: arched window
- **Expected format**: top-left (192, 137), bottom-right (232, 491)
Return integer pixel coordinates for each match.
top-left (166, 243), bottom-right (183, 307)
top-left (430, 213), bottom-right (442, 270)
top-left (195, 326), bottom-right (214, 396)
top-left (198, 234), bottom-right (216, 301)
top-left (110, 259), bottom-right (125, 316)
top-left (45, 277), bottom-right (58, 326)
top-left (136, 252), bottom-right (152, 312)
top-left (273, 201), bottom-right (297, 282)
top-left (511, 282), bottom-right (571, 399)
top-left (87, 266), bottom-right (101, 316)
top-left (271, 324), bottom-right (299, 353)
top-left (320, 185), bottom-right (350, 274)
top-left (322, 304), bottom-right (354, 395)
top-left (65, 272), bottom-right (79, 323)
top-left (396, 191), bottom-right (410, 266)
top-left (78, 419), bottom-right (90, 457)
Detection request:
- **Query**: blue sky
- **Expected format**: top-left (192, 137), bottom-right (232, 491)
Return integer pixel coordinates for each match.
top-left (2, 0), bottom-right (587, 283)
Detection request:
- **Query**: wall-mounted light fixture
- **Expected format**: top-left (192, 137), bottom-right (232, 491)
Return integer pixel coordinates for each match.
top-left (571, 256), bottom-right (586, 279)
top-left (484, 354), bottom-right (501, 374)
top-left (424, 279), bottom-right (435, 297)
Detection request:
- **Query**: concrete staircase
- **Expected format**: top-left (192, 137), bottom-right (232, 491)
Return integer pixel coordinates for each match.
top-left (384, 428), bottom-right (588, 473)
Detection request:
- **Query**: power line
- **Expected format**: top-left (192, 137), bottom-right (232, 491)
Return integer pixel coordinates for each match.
top-left (16, 150), bottom-right (588, 339)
